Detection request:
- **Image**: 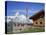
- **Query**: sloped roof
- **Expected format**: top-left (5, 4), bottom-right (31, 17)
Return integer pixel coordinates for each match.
top-left (29, 10), bottom-right (45, 21)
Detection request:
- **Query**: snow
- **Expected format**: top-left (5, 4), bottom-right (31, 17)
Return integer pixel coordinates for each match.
top-left (7, 12), bottom-right (33, 24)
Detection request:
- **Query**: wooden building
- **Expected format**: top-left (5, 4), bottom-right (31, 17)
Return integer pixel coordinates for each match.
top-left (29, 10), bottom-right (45, 27)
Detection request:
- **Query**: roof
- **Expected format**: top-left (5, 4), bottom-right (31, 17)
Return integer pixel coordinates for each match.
top-left (29, 10), bottom-right (45, 21)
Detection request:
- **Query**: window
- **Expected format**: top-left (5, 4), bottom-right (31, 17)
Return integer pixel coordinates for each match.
top-left (21, 24), bottom-right (24, 26)
top-left (40, 22), bottom-right (42, 24)
top-left (27, 24), bottom-right (30, 25)
top-left (36, 22), bottom-right (38, 24)
top-left (17, 24), bottom-right (20, 26)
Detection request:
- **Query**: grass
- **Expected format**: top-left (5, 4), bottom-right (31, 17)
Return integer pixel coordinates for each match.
top-left (21, 27), bottom-right (45, 33)
top-left (7, 27), bottom-right (45, 33)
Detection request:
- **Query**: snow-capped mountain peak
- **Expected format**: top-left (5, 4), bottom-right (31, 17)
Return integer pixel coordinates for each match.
top-left (7, 12), bottom-right (33, 24)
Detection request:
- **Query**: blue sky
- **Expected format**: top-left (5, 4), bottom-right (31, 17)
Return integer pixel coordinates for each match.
top-left (6, 1), bottom-right (44, 16)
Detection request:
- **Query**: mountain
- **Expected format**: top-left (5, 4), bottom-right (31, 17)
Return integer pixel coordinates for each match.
top-left (6, 12), bottom-right (33, 24)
